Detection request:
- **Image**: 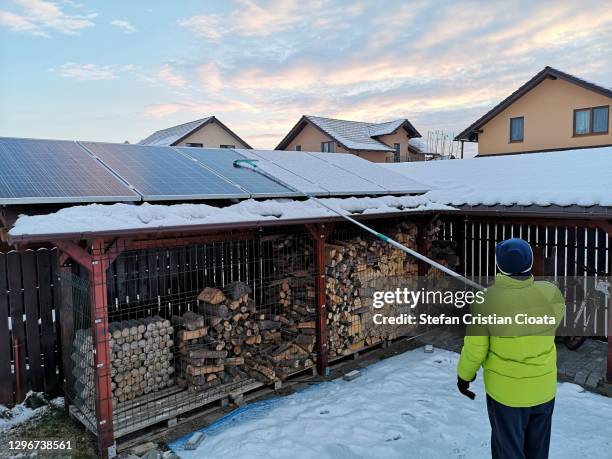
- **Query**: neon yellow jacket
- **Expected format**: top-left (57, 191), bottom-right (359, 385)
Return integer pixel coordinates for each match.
top-left (457, 274), bottom-right (565, 407)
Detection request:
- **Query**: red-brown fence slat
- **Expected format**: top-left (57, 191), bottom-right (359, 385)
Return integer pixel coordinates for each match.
top-left (465, 222), bottom-right (473, 279)
top-left (586, 228), bottom-right (597, 273)
top-left (596, 228), bottom-right (609, 275)
top-left (566, 226), bottom-right (577, 277)
top-left (0, 253), bottom-right (13, 405)
top-left (22, 250), bottom-right (43, 392)
top-left (556, 226), bottom-right (567, 279)
top-left (7, 251), bottom-right (26, 403)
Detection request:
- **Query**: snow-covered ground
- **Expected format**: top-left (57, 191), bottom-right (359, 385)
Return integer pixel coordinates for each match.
top-left (170, 348), bottom-right (612, 459)
top-left (0, 393), bottom-right (63, 431)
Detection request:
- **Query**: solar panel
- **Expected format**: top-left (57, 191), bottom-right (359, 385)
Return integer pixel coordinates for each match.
top-left (236, 150), bottom-right (392, 196)
top-left (234, 150), bottom-right (331, 196)
top-left (307, 152), bottom-right (429, 194)
top-left (175, 148), bottom-right (297, 198)
top-left (0, 137), bottom-right (140, 205)
top-left (81, 142), bottom-right (248, 201)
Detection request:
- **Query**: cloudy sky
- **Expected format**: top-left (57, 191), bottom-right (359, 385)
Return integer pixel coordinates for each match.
top-left (1, 0), bottom-right (611, 152)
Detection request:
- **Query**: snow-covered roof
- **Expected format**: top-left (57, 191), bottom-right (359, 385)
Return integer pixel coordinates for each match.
top-left (408, 138), bottom-right (429, 153)
top-left (9, 196), bottom-right (454, 238)
top-left (277, 115), bottom-right (421, 152)
top-left (138, 117), bottom-right (212, 146)
top-left (368, 119), bottom-right (406, 137)
top-left (383, 147), bottom-right (612, 207)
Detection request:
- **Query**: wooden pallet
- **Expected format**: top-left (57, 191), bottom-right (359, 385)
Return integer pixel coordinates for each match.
top-left (69, 378), bottom-right (265, 438)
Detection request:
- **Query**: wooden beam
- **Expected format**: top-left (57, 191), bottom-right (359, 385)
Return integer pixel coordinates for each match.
top-left (595, 219), bottom-right (612, 237)
top-left (53, 240), bottom-right (93, 272)
top-left (306, 223), bottom-right (333, 376)
top-left (89, 239), bottom-right (115, 459)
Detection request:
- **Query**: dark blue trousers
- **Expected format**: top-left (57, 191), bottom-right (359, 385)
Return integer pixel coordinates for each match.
top-left (486, 395), bottom-right (555, 459)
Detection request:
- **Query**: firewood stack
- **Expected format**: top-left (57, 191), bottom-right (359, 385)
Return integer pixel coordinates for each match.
top-left (422, 224), bottom-right (461, 289)
top-left (262, 275), bottom-right (317, 380)
top-left (325, 221), bottom-right (461, 357)
top-left (174, 306), bottom-right (249, 392)
top-left (108, 317), bottom-right (174, 406)
top-left (71, 317), bottom-right (175, 412)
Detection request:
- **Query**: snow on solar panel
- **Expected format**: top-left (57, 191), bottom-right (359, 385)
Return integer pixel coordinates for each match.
top-left (306, 152), bottom-right (429, 194)
top-left (175, 147), bottom-right (297, 197)
top-left (81, 142), bottom-right (248, 201)
top-left (0, 137), bottom-right (140, 205)
top-left (233, 149), bottom-right (331, 196)
top-left (236, 150), bottom-right (399, 196)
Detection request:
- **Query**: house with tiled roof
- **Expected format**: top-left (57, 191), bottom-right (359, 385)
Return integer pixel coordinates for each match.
top-left (139, 116), bottom-right (251, 149)
top-left (455, 66), bottom-right (612, 156)
top-left (276, 115), bottom-right (424, 163)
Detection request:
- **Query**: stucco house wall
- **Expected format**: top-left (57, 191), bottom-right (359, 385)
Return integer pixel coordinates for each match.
top-left (283, 122), bottom-right (334, 151)
top-left (176, 121), bottom-right (250, 149)
top-left (479, 78), bottom-right (612, 155)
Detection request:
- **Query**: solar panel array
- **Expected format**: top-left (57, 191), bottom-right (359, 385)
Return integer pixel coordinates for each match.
top-left (176, 147), bottom-right (296, 197)
top-left (0, 138), bottom-right (430, 206)
top-left (81, 142), bottom-right (248, 200)
top-left (236, 149), bottom-right (428, 196)
top-left (0, 138), bottom-right (139, 205)
top-left (306, 152), bottom-right (429, 194)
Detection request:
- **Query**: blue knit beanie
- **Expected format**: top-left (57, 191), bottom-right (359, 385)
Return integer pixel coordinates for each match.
top-left (495, 238), bottom-right (533, 275)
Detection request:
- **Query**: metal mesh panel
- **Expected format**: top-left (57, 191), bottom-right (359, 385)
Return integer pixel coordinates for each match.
top-left (62, 268), bottom-right (98, 434)
top-left (63, 229), bottom-right (316, 438)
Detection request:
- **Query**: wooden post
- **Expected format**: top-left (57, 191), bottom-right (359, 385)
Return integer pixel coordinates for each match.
top-left (306, 224), bottom-right (331, 376)
top-left (594, 220), bottom-right (612, 383)
top-left (55, 239), bottom-right (120, 458)
top-left (454, 217), bottom-right (466, 277)
top-left (90, 239), bottom-right (115, 459)
top-left (608, 302), bottom-right (612, 383)
top-left (416, 221), bottom-right (429, 277)
top-left (531, 246), bottom-right (545, 277)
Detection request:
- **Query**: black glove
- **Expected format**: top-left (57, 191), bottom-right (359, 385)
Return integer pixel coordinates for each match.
top-left (457, 376), bottom-right (476, 400)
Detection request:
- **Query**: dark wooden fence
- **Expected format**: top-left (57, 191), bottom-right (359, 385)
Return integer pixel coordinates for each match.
top-left (0, 248), bottom-right (61, 406)
top-left (461, 220), bottom-right (610, 282)
top-left (460, 218), bottom-right (611, 336)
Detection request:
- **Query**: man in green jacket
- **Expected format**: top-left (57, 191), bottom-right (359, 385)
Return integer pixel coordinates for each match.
top-left (457, 238), bottom-right (565, 459)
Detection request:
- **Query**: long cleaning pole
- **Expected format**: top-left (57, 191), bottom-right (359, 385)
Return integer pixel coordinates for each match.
top-left (233, 159), bottom-right (484, 291)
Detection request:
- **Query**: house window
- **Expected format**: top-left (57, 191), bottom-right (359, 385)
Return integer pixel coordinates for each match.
top-left (321, 141), bottom-right (335, 152)
top-left (593, 106), bottom-right (609, 133)
top-left (186, 142), bottom-right (203, 147)
top-left (574, 109), bottom-right (590, 135)
top-left (295, 145), bottom-right (301, 151)
top-left (394, 143), bottom-right (401, 162)
top-left (220, 144), bottom-right (235, 149)
top-left (509, 117), bottom-right (524, 142)
top-left (574, 106), bottom-right (609, 135)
